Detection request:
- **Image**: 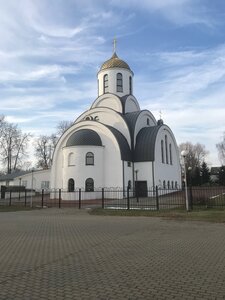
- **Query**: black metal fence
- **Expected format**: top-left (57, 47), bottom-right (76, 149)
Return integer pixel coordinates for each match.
top-left (1, 186), bottom-right (225, 210)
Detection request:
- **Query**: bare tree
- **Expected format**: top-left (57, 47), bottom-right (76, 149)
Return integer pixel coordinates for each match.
top-left (179, 142), bottom-right (209, 170)
top-left (0, 120), bottom-right (31, 174)
top-left (216, 132), bottom-right (225, 165)
top-left (56, 120), bottom-right (73, 137)
top-left (34, 134), bottom-right (57, 169)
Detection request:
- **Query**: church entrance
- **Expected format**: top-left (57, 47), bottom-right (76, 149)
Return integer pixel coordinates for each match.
top-left (135, 181), bottom-right (148, 197)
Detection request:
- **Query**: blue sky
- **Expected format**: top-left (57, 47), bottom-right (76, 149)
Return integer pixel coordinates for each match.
top-left (1, 0), bottom-right (225, 166)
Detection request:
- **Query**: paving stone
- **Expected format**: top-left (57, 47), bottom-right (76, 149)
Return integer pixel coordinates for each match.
top-left (0, 208), bottom-right (225, 299)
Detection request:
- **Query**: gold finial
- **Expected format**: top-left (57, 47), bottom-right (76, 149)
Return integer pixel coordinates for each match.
top-left (113, 37), bottom-right (117, 53)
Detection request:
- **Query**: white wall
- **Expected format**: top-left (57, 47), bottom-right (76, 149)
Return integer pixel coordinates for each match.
top-left (51, 122), bottom-right (124, 193)
top-left (154, 126), bottom-right (181, 189)
top-left (134, 162), bottom-right (153, 189)
top-left (75, 108), bottom-right (131, 147)
top-left (125, 95), bottom-right (140, 113)
top-left (98, 68), bottom-right (133, 97)
top-left (62, 146), bottom-right (104, 189)
top-left (13, 169), bottom-right (51, 190)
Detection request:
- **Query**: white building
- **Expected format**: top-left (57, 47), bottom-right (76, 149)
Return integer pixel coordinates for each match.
top-left (51, 49), bottom-right (181, 197)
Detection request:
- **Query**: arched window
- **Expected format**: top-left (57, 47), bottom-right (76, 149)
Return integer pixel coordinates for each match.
top-left (68, 152), bottom-right (75, 166)
top-left (128, 180), bottom-right (131, 189)
top-left (147, 118), bottom-right (150, 125)
top-left (103, 74), bottom-right (108, 93)
top-left (171, 181), bottom-right (174, 189)
top-left (167, 181), bottom-right (170, 189)
top-left (175, 181), bottom-right (178, 189)
top-left (165, 135), bottom-right (168, 164)
top-left (85, 178), bottom-right (94, 192)
top-left (169, 143), bottom-right (173, 165)
top-left (68, 178), bottom-right (75, 192)
top-left (86, 152), bottom-right (94, 165)
top-left (117, 73), bottom-right (123, 92)
top-left (161, 140), bottom-right (164, 163)
top-left (163, 180), bottom-right (166, 189)
top-left (129, 76), bottom-right (132, 94)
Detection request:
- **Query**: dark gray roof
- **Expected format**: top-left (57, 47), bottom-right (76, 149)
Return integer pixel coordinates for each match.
top-left (106, 125), bottom-right (132, 161)
top-left (119, 95), bottom-right (129, 114)
top-left (134, 126), bottom-right (160, 162)
top-left (123, 111), bottom-right (142, 137)
top-left (0, 170), bottom-right (32, 182)
top-left (66, 129), bottom-right (102, 147)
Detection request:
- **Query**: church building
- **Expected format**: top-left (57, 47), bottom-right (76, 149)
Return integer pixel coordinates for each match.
top-left (51, 45), bottom-right (181, 197)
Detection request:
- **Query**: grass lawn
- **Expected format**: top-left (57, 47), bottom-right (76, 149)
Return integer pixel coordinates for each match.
top-left (89, 208), bottom-right (225, 223)
top-left (0, 205), bottom-right (38, 212)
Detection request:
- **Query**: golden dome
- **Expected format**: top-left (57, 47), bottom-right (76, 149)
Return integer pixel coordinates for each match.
top-left (100, 52), bottom-right (131, 71)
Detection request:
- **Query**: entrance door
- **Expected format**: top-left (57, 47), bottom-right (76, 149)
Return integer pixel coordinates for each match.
top-left (135, 181), bottom-right (148, 197)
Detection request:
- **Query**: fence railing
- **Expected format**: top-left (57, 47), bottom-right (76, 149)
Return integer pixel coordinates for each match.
top-left (0, 186), bottom-right (225, 210)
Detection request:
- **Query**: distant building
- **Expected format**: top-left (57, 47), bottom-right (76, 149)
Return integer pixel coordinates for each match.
top-left (0, 169), bottom-right (51, 198)
top-left (51, 47), bottom-right (181, 198)
top-left (210, 167), bottom-right (220, 183)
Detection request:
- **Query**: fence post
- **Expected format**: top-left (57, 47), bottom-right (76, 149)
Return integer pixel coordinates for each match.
top-left (24, 189), bottom-right (27, 207)
top-left (189, 185), bottom-right (193, 210)
top-left (102, 188), bottom-right (105, 209)
top-left (79, 189), bottom-right (81, 209)
top-left (127, 186), bottom-right (130, 210)
top-left (42, 189), bottom-right (44, 208)
top-left (9, 191), bottom-right (12, 206)
top-left (156, 185), bottom-right (159, 211)
top-left (59, 189), bottom-right (61, 208)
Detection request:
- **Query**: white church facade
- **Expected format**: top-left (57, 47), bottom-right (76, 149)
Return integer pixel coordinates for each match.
top-left (50, 48), bottom-right (181, 197)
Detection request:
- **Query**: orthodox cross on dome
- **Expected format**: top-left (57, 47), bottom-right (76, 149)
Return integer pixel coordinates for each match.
top-left (113, 37), bottom-right (117, 53)
top-left (159, 110), bottom-right (162, 120)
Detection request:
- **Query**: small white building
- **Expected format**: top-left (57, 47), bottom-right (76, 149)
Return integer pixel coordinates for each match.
top-left (0, 169), bottom-right (51, 191)
top-left (51, 49), bottom-right (181, 198)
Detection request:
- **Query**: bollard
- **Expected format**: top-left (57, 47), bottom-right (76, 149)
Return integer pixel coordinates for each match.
top-left (42, 189), bottom-right (44, 208)
top-left (9, 191), bottom-right (12, 206)
top-left (24, 189), bottom-right (27, 207)
top-left (59, 189), bottom-right (61, 208)
top-left (102, 188), bottom-right (105, 209)
top-left (79, 189), bottom-right (81, 209)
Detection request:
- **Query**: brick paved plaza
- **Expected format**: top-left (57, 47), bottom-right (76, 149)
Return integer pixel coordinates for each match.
top-left (0, 208), bottom-right (225, 300)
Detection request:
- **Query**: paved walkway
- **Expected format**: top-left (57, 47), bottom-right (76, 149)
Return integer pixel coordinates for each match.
top-left (0, 209), bottom-right (225, 299)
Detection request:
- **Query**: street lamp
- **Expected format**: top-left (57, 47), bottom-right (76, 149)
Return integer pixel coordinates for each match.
top-left (181, 150), bottom-right (189, 211)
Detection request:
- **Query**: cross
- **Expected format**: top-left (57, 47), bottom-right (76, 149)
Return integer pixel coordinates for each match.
top-left (159, 110), bottom-right (162, 119)
top-left (113, 37), bottom-right (117, 53)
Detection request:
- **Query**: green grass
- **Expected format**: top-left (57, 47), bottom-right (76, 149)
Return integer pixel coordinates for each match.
top-left (89, 208), bottom-right (225, 223)
top-left (0, 205), bottom-right (38, 212)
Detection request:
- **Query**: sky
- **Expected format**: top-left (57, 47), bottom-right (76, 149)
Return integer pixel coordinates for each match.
top-left (0, 0), bottom-right (225, 167)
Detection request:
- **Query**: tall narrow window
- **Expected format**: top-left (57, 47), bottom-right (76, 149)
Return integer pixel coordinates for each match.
top-left (161, 140), bottom-right (164, 163)
top-left (68, 152), bottom-right (75, 166)
top-left (129, 76), bottom-right (132, 94)
top-left (169, 143), bottom-right (173, 165)
top-left (163, 180), bottom-right (166, 189)
top-left (68, 178), bottom-right (75, 192)
top-left (117, 73), bottom-right (123, 92)
top-left (103, 74), bottom-right (108, 93)
top-left (167, 181), bottom-right (170, 189)
top-left (165, 135), bottom-right (168, 164)
top-left (85, 178), bottom-right (94, 192)
top-left (147, 118), bottom-right (150, 125)
top-left (86, 152), bottom-right (94, 165)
